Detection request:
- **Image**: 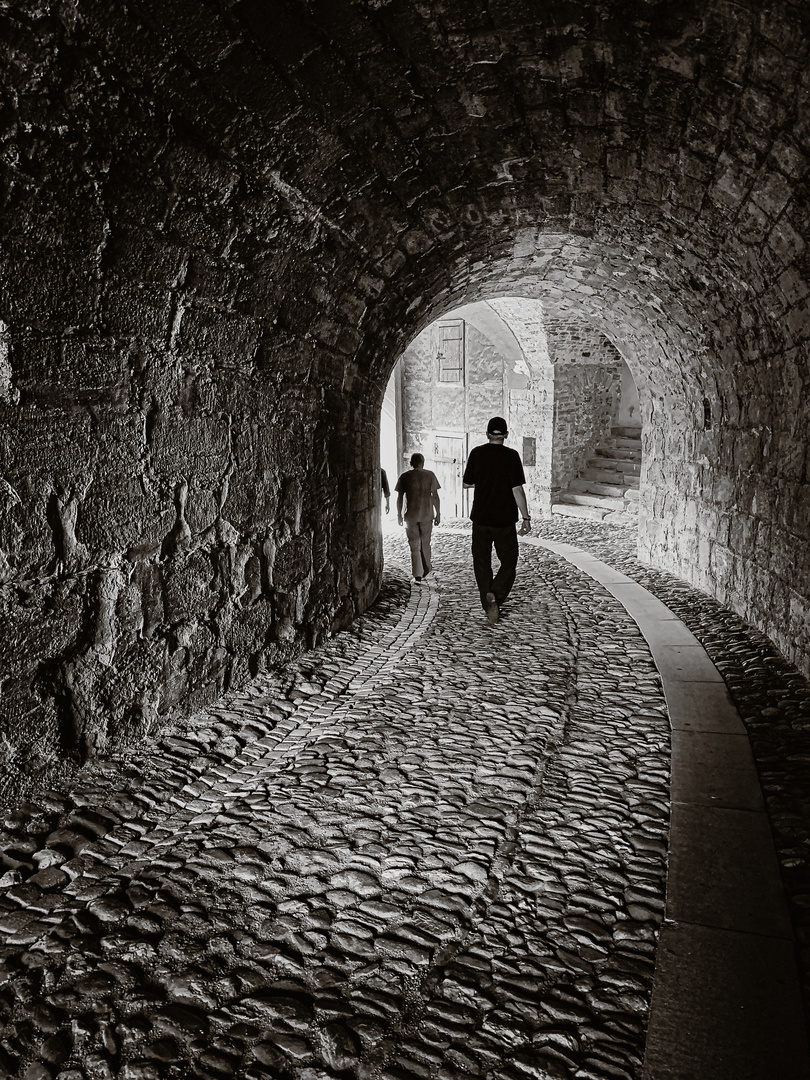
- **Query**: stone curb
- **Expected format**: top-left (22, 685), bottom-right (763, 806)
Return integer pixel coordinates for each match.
top-left (519, 534), bottom-right (810, 1080)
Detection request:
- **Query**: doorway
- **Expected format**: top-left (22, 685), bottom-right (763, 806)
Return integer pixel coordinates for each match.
top-left (433, 434), bottom-right (466, 518)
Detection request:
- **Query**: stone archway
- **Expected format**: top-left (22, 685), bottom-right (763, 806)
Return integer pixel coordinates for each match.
top-left (389, 296), bottom-right (642, 522)
top-left (0, 0), bottom-right (808, 794)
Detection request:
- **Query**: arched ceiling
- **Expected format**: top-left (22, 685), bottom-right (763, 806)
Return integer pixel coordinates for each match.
top-left (4, 0), bottom-right (809, 428)
top-left (181, 0), bottom-right (805, 412)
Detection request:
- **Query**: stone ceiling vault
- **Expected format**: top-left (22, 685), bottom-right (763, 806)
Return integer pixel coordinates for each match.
top-left (0, 0), bottom-right (808, 772)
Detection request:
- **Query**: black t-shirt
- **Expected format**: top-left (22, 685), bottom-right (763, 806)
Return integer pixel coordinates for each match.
top-left (463, 442), bottom-right (526, 526)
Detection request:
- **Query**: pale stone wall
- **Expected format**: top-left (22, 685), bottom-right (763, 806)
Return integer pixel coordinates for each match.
top-left (618, 361), bottom-right (642, 429)
top-left (399, 313), bottom-right (625, 521)
top-left (551, 364), bottom-right (622, 489)
top-left (399, 314), bottom-right (531, 491)
top-left (400, 334), bottom-right (436, 470)
top-left (546, 324), bottom-right (624, 491)
top-left (508, 383), bottom-right (555, 517)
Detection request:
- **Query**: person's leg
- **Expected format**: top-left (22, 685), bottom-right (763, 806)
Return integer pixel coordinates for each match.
top-left (405, 520), bottom-right (424, 578)
top-left (420, 518), bottom-right (433, 575)
top-left (471, 525), bottom-right (495, 609)
top-left (491, 524), bottom-right (519, 604)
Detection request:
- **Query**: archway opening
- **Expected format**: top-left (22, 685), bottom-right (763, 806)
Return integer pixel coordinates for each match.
top-left (379, 297), bottom-right (643, 528)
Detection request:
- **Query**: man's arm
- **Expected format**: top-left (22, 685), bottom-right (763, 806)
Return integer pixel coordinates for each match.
top-left (462, 449), bottom-right (475, 489)
top-left (431, 487), bottom-right (441, 524)
top-left (513, 485), bottom-right (531, 535)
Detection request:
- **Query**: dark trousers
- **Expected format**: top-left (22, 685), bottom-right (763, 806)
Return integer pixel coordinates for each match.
top-left (471, 523), bottom-right (519, 609)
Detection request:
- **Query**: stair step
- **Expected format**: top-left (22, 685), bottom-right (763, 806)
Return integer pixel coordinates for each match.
top-left (611, 426), bottom-right (642, 439)
top-left (611, 437), bottom-right (643, 450)
top-left (569, 478), bottom-right (625, 498)
top-left (551, 502), bottom-right (610, 521)
top-left (581, 468), bottom-right (623, 483)
top-left (588, 457), bottom-right (641, 475)
top-left (595, 446), bottom-right (642, 461)
top-left (602, 509), bottom-right (639, 523)
top-left (625, 489), bottom-right (640, 502)
top-left (625, 476), bottom-right (640, 489)
top-left (587, 457), bottom-right (622, 470)
top-left (558, 492), bottom-right (626, 511)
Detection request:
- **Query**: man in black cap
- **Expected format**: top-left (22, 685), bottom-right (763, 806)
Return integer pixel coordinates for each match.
top-left (462, 416), bottom-right (531, 624)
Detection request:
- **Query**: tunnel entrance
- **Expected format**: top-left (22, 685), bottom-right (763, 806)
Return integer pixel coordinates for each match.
top-left (381, 299), bottom-right (642, 525)
top-left (1, 0), bottom-right (808, 802)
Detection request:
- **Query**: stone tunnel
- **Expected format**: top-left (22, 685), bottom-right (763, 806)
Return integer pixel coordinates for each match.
top-left (1, 0), bottom-right (807, 784)
top-left (1, 2), bottom-right (810, 1077)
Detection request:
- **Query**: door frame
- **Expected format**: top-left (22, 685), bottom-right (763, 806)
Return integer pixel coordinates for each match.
top-left (432, 430), bottom-right (469, 519)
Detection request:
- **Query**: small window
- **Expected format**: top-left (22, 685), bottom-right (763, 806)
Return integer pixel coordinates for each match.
top-left (437, 320), bottom-right (464, 383)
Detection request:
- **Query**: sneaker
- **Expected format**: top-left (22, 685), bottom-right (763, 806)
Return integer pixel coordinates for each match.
top-left (414, 576), bottom-right (422, 583)
top-left (485, 592), bottom-right (499, 625)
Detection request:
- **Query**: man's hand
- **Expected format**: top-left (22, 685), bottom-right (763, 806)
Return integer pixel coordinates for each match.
top-left (385, 499), bottom-right (390, 514)
top-left (519, 519), bottom-right (531, 536)
top-left (397, 515), bottom-right (404, 526)
top-left (434, 514), bottom-right (441, 526)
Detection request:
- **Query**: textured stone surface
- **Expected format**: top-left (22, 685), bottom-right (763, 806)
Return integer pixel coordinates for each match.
top-left (548, 334), bottom-right (623, 494)
top-left (399, 304), bottom-right (629, 520)
top-left (523, 516), bottom-right (810, 1026)
top-left (0, 1), bottom-right (808, 798)
top-left (0, 529), bottom-right (671, 1079)
top-left (1, 518), bottom-right (809, 1073)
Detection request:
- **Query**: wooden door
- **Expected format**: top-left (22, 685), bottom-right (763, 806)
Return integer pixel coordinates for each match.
top-left (433, 435), bottom-right (466, 518)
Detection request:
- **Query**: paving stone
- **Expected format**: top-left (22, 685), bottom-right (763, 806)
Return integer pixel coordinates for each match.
top-left (0, 523), bottom-right (797, 1076)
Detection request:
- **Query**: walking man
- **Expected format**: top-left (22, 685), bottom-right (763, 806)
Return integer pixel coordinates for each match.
top-left (395, 453), bottom-right (441, 582)
top-left (462, 416), bottom-right (531, 624)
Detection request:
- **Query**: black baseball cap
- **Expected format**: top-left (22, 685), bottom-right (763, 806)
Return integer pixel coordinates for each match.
top-left (487, 416), bottom-right (508, 435)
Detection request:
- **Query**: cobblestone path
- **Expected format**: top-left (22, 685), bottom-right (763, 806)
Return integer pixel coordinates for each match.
top-left (0, 532), bottom-right (671, 1080)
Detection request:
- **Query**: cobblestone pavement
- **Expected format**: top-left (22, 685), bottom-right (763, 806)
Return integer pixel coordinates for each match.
top-left (518, 518), bottom-right (810, 1025)
top-left (0, 528), bottom-right (674, 1080)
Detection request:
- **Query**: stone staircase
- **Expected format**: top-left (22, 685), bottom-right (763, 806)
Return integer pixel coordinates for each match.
top-left (551, 426), bottom-right (642, 523)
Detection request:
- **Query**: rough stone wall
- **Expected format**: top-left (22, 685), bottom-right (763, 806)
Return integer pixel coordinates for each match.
top-left (547, 325), bottom-right (623, 490)
top-left (399, 334), bottom-right (436, 470)
top-left (639, 363), bottom-right (810, 676)
top-left (486, 299), bottom-right (556, 515)
top-left (551, 365), bottom-right (621, 490)
top-left (508, 383), bottom-right (555, 516)
top-left (617, 361), bottom-right (642, 429)
top-left (465, 323), bottom-right (510, 438)
top-left (0, 4), bottom-right (385, 793)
